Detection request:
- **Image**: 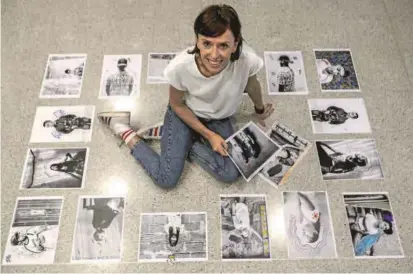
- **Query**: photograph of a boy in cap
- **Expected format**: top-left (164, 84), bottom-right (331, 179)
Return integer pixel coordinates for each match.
top-left (106, 58), bottom-right (134, 96)
top-left (264, 51), bottom-right (308, 95)
top-left (99, 55), bottom-right (142, 98)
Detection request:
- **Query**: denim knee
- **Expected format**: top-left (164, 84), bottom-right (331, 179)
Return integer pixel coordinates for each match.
top-left (155, 173), bottom-right (180, 189)
top-left (218, 163), bottom-right (240, 183)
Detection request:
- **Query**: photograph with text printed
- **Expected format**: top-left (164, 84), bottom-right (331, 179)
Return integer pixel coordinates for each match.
top-left (147, 52), bottom-right (177, 84)
top-left (71, 197), bottom-right (125, 262)
top-left (220, 195), bottom-right (271, 260)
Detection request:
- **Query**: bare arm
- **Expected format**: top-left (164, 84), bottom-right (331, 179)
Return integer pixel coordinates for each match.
top-left (245, 75), bottom-right (274, 127)
top-left (169, 85), bottom-right (228, 156)
top-left (246, 75), bottom-right (264, 109)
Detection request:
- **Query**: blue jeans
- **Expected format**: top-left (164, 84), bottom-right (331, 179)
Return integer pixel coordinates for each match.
top-left (131, 105), bottom-right (240, 189)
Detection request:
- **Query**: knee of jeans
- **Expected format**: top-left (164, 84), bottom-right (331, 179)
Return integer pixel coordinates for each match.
top-left (156, 174), bottom-right (180, 189)
top-left (219, 163), bottom-right (240, 183)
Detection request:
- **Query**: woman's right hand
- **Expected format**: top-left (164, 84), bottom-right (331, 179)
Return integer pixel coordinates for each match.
top-left (207, 132), bottom-right (229, 157)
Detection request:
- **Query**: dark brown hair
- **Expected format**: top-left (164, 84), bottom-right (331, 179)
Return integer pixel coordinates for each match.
top-left (188, 4), bottom-right (243, 61)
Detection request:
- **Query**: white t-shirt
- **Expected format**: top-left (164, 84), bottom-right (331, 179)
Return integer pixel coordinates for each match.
top-left (163, 44), bottom-right (264, 119)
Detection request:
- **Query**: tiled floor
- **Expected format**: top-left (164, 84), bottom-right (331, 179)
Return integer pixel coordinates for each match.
top-left (2, 0), bottom-right (413, 273)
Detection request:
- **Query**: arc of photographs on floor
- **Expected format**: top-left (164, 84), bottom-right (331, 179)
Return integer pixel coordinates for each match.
top-left (220, 194), bottom-right (271, 261)
top-left (2, 196), bottom-right (64, 265)
top-left (313, 48), bottom-right (361, 92)
top-left (147, 52), bottom-right (178, 84)
top-left (39, 54), bottom-right (87, 99)
top-left (263, 51), bottom-right (309, 95)
top-left (308, 98), bottom-right (372, 134)
top-left (138, 212), bottom-right (208, 263)
top-left (258, 122), bottom-right (312, 188)
top-left (19, 147), bottom-right (90, 189)
top-left (314, 139), bottom-right (385, 181)
top-left (98, 55), bottom-right (142, 99)
top-left (342, 192), bottom-right (404, 258)
top-left (282, 191), bottom-right (337, 259)
top-left (71, 196), bottom-right (126, 263)
top-left (29, 105), bottom-right (95, 143)
top-left (224, 121), bottom-right (281, 182)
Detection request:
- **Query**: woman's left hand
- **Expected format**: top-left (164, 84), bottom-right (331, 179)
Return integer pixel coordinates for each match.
top-left (253, 103), bottom-right (274, 127)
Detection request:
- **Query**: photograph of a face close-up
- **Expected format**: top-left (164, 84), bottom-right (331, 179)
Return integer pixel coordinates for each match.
top-left (2, 1), bottom-right (412, 273)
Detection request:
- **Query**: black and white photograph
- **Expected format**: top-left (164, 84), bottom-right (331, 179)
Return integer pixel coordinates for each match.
top-left (283, 192), bottom-right (337, 259)
top-left (316, 139), bottom-right (384, 181)
top-left (308, 98), bottom-right (371, 134)
top-left (259, 123), bottom-right (312, 187)
top-left (147, 52), bottom-right (177, 84)
top-left (344, 193), bottom-right (404, 258)
top-left (264, 51), bottom-right (308, 95)
top-left (20, 148), bottom-right (89, 189)
top-left (99, 55), bottom-right (142, 98)
top-left (71, 196), bottom-right (125, 262)
top-left (220, 195), bottom-right (271, 260)
top-left (2, 197), bottom-right (63, 265)
top-left (29, 105), bottom-right (95, 143)
top-left (314, 49), bottom-right (360, 92)
top-left (139, 212), bottom-right (208, 262)
top-left (39, 54), bottom-right (87, 98)
top-left (225, 122), bottom-right (280, 181)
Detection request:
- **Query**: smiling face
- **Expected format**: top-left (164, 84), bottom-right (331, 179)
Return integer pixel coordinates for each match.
top-left (195, 29), bottom-right (239, 77)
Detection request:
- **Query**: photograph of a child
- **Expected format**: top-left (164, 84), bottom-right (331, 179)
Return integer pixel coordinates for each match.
top-left (264, 51), bottom-right (308, 94)
top-left (283, 192), bottom-right (336, 259)
top-left (225, 122), bottom-right (280, 181)
top-left (314, 49), bottom-right (360, 92)
top-left (220, 195), bottom-right (271, 260)
top-left (344, 193), bottom-right (403, 258)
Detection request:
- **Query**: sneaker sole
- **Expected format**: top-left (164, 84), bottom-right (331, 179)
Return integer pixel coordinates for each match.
top-left (98, 111), bottom-right (131, 118)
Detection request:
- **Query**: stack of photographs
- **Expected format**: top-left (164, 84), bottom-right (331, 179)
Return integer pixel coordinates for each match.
top-left (258, 123), bottom-right (312, 188)
top-left (225, 121), bottom-right (311, 187)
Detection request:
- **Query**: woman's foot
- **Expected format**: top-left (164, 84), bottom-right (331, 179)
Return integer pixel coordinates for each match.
top-left (98, 111), bottom-right (137, 145)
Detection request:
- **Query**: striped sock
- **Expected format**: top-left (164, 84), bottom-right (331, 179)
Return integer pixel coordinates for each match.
top-left (120, 128), bottom-right (137, 144)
